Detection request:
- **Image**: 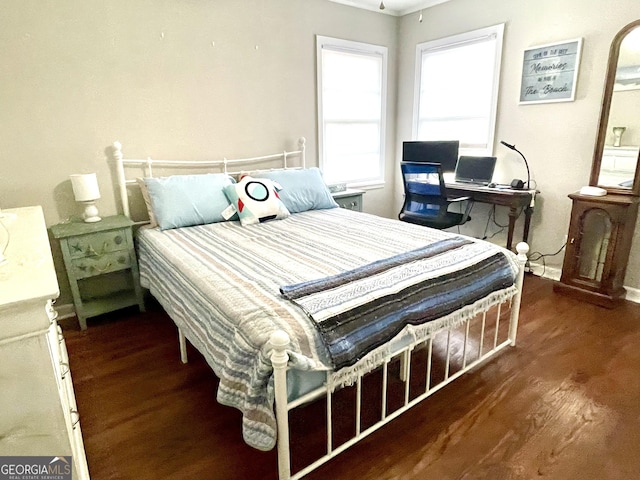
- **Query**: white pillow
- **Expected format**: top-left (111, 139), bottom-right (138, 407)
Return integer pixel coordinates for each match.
top-left (223, 176), bottom-right (290, 226)
top-left (136, 178), bottom-right (158, 228)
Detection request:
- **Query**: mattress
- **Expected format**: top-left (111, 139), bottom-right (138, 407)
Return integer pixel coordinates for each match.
top-left (137, 208), bottom-right (518, 450)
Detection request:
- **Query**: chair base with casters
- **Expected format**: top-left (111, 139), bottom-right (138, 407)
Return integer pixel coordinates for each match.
top-left (398, 162), bottom-right (473, 230)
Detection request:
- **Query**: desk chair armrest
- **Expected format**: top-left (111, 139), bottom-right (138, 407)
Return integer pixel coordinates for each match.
top-left (448, 196), bottom-right (474, 224)
top-left (447, 195), bottom-right (471, 203)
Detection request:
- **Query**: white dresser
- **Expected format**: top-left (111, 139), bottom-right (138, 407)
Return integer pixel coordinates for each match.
top-left (0, 206), bottom-right (89, 479)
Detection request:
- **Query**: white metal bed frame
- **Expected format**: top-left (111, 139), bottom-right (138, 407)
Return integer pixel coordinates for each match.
top-left (109, 139), bottom-right (528, 480)
top-left (110, 137), bottom-right (306, 221)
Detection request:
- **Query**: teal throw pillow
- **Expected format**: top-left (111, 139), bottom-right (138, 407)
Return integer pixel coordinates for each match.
top-left (255, 167), bottom-right (338, 213)
top-left (144, 173), bottom-right (236, 230)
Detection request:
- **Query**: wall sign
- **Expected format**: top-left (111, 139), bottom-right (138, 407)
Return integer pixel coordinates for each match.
top-left (519, 38), bottom-right (583, 104)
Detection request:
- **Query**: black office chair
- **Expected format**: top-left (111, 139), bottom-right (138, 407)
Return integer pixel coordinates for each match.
top-left (398, 162), bottom-right (473, 230)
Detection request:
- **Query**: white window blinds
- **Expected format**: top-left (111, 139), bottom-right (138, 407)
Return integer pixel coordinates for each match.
top-left (415, 24), bottom-right (504, 156)
top-left (317, 36), bottom-right (387, 186)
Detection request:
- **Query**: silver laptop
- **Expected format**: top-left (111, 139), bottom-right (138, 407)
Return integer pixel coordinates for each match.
top-left (454, 156), bottom-right (497, 185)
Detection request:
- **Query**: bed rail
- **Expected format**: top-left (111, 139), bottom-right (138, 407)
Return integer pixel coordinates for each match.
top-left (271, 242), bottom-right (529, 480)
top-left (108, 137), bottom-right (306, 220)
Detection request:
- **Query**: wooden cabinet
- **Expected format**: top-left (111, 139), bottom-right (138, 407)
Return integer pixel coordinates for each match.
top-left (554, 193), bottom-right (640, 307)
top-left (332, 189), bottom-right (365, 212)
top-left (0, 206), bottom-right (89, 479)
top-left (51, 215), bottom-right (145, 330)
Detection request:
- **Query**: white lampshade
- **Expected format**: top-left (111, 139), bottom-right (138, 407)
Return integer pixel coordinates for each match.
top-left (70, 173), bottom-right (101, 222)
top-left (70, 173), bottom-right (101, 202)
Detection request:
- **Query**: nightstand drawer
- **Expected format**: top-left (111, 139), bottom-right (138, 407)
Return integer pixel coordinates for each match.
top-left (68, 229), bottom-right (130, 259)
top-left (332, 189), bottom-right (365, 212)
top-left (335, 195), bottom-right (362, 211)
top-left (71, 251), bottom-right (132, 279)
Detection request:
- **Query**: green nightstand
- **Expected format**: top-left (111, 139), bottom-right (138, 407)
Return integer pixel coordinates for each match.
top-left (51, 215), bottom-right (145, 330)
top-left (332, 189), bottom-right (365, 212)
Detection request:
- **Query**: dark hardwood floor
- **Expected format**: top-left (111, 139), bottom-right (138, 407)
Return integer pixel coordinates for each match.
top-left (63, 275), bottom-right (640, 480)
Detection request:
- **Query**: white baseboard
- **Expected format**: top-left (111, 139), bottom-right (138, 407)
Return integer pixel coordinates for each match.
top-left (529, 262), bottom-right (640, 305)
top-left (529, 263), bottom-right (562, 282)
top-left (625, 286), bottom-right (640, 304)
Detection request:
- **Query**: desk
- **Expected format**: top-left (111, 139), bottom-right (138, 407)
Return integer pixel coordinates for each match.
top-left (446, 183), bottom-right (535, 251)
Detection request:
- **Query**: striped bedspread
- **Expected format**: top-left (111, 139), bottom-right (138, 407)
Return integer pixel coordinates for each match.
top-left (280, 237), bottom-right (516, 370)
top-left (137, 208), bottom-right (519, 451)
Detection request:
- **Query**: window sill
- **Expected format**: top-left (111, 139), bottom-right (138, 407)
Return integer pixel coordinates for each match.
top-left (347, 181), bottom-right (385, 191)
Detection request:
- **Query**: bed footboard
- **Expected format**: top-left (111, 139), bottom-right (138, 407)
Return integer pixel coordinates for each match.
top-left (270, 330), bottom-right (292, 480)
top-left (509, 242), bottom-right (529, 346)
top-left (271, 242), bottom-right (529, 480)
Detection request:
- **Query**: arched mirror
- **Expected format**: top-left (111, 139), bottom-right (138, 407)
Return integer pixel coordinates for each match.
top-left (556, 20), bottom-right (640, 307)
top-left (590, 20), bottom-right (640, 196)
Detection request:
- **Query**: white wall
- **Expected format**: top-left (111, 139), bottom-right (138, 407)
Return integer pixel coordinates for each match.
top-left (0, 0), bottom-right (399, 219)
top-left (0, 0), bottom-right (398, 303)
top-left (3, 0), bottom-right (640, 301)
top-left (396, 0), bottom-right (640, 289)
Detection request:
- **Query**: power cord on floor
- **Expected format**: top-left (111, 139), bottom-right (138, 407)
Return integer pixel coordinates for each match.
top-left (528, 242), bottom-right (567, 276)
top-left (477, 205), bottom-right (562, 276)
top-left (482, 205), bottom-right (523, 241)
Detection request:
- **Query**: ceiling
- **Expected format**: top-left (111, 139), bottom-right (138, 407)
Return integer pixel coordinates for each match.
top-left (329, 0), bottom-right (453, 16)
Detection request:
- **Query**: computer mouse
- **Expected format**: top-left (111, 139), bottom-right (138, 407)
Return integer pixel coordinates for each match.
top-left (487, 182), bottom-right (496, 188)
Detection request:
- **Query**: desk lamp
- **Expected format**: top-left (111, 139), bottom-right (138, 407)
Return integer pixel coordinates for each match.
top-left (500, 141), bottom-right (531, 190)
top-left (70, 173), bottom-right (102, 222)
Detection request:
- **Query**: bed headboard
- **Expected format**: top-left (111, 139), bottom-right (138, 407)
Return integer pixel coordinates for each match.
top-left (107, 137), bottom-right (306, 222)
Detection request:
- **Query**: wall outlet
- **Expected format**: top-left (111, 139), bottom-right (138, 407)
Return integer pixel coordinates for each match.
top-left (563, 234), bottom-right (568, 244)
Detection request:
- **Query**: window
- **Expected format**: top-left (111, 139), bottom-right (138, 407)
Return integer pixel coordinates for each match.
top-left (414, 24), bottom-right (504, 156)
top-left (317, 36), bottom-right (387, 186)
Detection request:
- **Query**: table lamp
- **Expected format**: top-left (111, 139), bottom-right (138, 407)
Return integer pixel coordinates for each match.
top-left (70, 173), bottom-right (101, 222)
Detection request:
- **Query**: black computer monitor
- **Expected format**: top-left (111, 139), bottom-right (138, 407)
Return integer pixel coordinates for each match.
top-left (402, 140), bottom-right (460, 174)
